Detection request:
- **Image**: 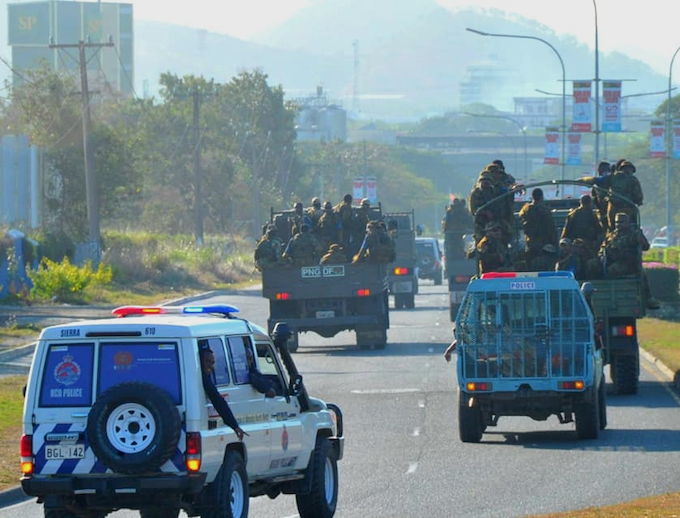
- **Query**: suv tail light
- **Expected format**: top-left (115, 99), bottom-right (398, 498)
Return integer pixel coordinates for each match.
top-left (185, 432), bottom-right (202, 472)
top-left (20, 434), bottom-right (33, 476)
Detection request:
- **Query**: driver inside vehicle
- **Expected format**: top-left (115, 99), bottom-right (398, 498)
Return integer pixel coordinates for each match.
top-left (245, 346), bottom-right (277, 398)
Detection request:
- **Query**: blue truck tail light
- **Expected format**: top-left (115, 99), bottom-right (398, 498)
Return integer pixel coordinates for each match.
top-left (558, 380), bottom-right (585, 390)
top-left (466, 382), bottom-right (492, 392)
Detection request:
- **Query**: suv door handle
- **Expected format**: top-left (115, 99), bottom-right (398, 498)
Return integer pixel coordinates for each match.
top-left (71, 412), bottom-right (88, 418)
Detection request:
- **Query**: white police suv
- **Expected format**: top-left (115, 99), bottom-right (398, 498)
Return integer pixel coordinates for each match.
top-left (20, 304), bottom-right (343, 518)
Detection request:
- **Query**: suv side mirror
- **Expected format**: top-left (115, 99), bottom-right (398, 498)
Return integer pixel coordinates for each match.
top-left (272, 322), bottom-right (291, 349)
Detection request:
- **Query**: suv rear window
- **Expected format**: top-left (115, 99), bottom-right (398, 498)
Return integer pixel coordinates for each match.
top-left (39, 343), bottom-right (95, 407)
top-left (99, 342), bottom-right (182, 404)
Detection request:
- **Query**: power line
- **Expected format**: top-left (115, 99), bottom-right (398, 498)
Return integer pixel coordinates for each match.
top-left (111, 43), bottom-right (138, 99)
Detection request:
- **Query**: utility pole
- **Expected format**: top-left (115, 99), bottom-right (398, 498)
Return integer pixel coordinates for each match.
top-left (50, 39), bottom-right (113, 262)
top-left (192, 88), bottom-right (203, 245)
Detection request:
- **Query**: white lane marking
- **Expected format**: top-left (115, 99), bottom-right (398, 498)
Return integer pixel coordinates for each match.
top-left (641, 362), bottom-right (680, 407)
top-left (412, 428), bottom-right (420, 437)
top-left (407, 462), bottom-right (418, 474)
top-left (351, 388), bottom-right (421, 394)
top-left (418, 400), bottom-right (425, 408)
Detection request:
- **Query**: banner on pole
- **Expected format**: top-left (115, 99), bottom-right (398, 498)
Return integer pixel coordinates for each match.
top-left (566, 133), bottom-right (582, 165)
top-left (674, 121), bottom-right (680, 159)
top-left (650, 120), bottom-right (666, 158)
top-left (571, 81), bottom-right (592, 132)
top-left (544, 127), bottom-right (560, 164)
top-left (366, 177), bottom-right (378, 203)
top-left (353, 178), bottom-right (364, 204)
top-left (602, 80), bottom-right (622, 132)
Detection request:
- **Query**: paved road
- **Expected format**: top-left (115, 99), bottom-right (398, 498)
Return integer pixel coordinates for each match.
top-left (3, 284), bottom-right (680, 518)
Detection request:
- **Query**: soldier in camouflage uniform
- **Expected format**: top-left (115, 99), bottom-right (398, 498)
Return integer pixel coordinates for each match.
top-left (307, 197), bottom-right (323, 228)
top-left (317, 201), bottom-right (341, 251)
top-left (282, 223), bottom-right (323, 266)
top-left (334, 194), bottom-right (355, 250)
top-left (591, 161), bottom-right (611, 230)
top-left (561, 194), bottom-right (603, 256)
top-left (254, 226), bottom-right (284, 271)
top-left (474, 221), bottom-right (513, 275)
top-left (290, 202), bottom-right (306, 236)
top-left (469, 176), bottom-right (500, 244)
top-left (596, 213), bottom-right (659, 308)
top-left (351, 198), bottom-right (374, 256)
top-left (582, 160), bottom-right (643, 233)
top-left (320, 243), bottom-right (347, 265)
top-left (353, 220), bottom-right (396, 264)
top-left (519, 188), bottom-right (557, 265)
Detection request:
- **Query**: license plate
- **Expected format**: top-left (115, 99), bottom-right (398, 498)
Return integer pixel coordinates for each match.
top-left (394, 281), bottom-right (413, 293)
top-left (451, 291), bottom-right (465, 303)
top-left (316, 310), bottom-right (335, 319)
top-left (45, 444), bottom-right (85, 460)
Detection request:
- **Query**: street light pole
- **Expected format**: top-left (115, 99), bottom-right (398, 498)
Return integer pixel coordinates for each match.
top-left (466, 27), bottom-right (566, 180)
top-left (463, 112), bottom-right (528, 176)
top-left (593, 0), bottom-right (600, 166)
top-left (666, 45), bottom-right (680, 242)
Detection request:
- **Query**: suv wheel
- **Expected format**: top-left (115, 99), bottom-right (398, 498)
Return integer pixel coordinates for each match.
top-left (202, 451), bottom-right (249, 518)
top-left (434, 269), bottom-right (443, 286)
top-left (575, 388), bottom-right (601, 440)
top-left (458, 395), bottom-right (483, 443)
top-left (86, 382), bottom-right (181, 475)
top-left (598, 376), bottom-right (608, 430)
top-left (296, 437), bottom-right (338, 518)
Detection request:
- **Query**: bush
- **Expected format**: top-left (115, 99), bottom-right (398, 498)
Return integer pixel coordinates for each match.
top-left (27, 257), bottom-right (113, 303)
top-left (644, 262), bottom-right (680, 302)
top-left (663, 247), bottom-right (680, 268)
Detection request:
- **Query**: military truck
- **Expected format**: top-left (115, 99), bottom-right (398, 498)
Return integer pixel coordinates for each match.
top-left (384, 211), bottom-right (418, 309)
top-left (469, 180), bottom-right (646, 395)
top-left (261, 205), bottom-right (390, 352)
top-left (444, 230), bottom-right (477, 322)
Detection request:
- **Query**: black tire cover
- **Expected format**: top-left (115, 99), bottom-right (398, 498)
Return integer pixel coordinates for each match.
top-left (86, 381), bottom-right (181, 475)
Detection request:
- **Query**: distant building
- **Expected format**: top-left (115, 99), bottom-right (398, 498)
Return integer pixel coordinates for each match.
top-left (459, 55), bottom-right (522, 112)
top-left (294, 86), bottom-right (347, 142)
top-left (8, 1), bottom-right (134, 95)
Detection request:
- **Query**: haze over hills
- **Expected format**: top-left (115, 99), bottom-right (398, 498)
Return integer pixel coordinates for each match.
top-left (0, 0), bottom-right (670, 120)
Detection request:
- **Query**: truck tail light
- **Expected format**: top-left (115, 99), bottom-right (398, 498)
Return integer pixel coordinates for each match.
top-left (393, 267), bottom-right (409, 275)
top-left (185, 432), bottom-right (202, 472)
top-left (466, 382), bottom-right (492, 392)
top-left (20, 434), bottom-right (33, 476)
top-left (357, 289), bottom-right (371, 297)
top-left (559, 380), bottom-right (585, 390)
top-left (454, 275), bottom-right (471, 283)
top-left (611, 325), bottom-right (634, 337)
top-left (276, 292), bottom-right (291, 301)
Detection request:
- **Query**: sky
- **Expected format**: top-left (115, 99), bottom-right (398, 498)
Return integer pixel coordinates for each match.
top-left (126, 0), bottom-right (680, 81)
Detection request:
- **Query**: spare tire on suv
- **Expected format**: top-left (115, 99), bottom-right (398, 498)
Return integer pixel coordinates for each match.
top-left (86, 381), bottom-right (182, 475)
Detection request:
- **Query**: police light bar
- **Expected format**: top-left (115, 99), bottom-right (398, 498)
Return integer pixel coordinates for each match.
top-left (480, 271), bottom-right (574, 280)
top-left (113, 304), bottom-right (240, 318)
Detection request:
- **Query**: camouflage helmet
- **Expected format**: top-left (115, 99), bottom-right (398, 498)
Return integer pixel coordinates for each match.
top-left (323, 201), bottom-right (333, 210)
top-left (294, 201), bottom-right (303, 210)
top-left (311, 196), bottom-right (320, 205)
top-left (361, 197), bottom-right (370, 207)
top-left (618, 160), bottom-right (636, 173)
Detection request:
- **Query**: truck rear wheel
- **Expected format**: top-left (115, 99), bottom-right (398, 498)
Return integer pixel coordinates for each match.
top-left (575, 389), bottom-right (600, 440)
top-left (612, 352), bottom-right (639, 395)
top-left (458, 395), bottom-right (483, 443)
top-left (394, 294), bottom-right (405, 310)
top-left (405, 293), bottom-right (415, 309)
top-left (598, 377), bottom-right (607, 430)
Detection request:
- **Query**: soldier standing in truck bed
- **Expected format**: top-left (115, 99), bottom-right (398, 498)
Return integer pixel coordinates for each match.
top-left (561, 194), bottom-right (603, 256)
top-left (519, 188), bottom-right (557, 265)
top-left (469, 175), bottom-right (499, 244)
top-left (475, 221), bottom-right (513, 274)
top-left (282, 223), bottom-right (323, 266)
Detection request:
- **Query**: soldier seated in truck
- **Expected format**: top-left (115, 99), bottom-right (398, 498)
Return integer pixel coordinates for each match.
top-left (353, 220), bottom-right (396, 264)
top-left (282, 222), bottom-right (323, 266)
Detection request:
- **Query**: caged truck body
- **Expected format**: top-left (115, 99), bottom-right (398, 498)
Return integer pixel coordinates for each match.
top-left (454, 271), bottom-right (606, 442)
